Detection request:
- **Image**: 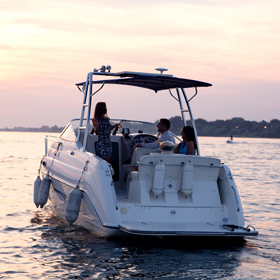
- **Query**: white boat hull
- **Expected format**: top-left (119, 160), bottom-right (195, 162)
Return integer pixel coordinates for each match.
top-left (47, 176), bottom-right (124, 237)
top-left (40, 141), bottom-right (258, 238)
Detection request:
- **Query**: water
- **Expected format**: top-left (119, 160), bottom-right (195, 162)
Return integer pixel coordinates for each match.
top-left (0, 132), bottom-right (279, 279)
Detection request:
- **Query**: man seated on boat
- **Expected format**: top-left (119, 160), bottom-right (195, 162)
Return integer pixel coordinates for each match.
top-left (130, 118), bottom-right (175, 165)
top-left (121, 119), bottom-right (175, 188)
top-left (133, 118), bottom-right (175, 148)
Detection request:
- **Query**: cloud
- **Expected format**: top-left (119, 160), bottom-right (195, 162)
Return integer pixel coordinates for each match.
top-left (0, 0), bottom-right (279, 127)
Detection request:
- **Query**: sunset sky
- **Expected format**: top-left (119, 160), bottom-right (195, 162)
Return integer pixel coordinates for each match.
top-left (0, 0), bottom-right (279, 128)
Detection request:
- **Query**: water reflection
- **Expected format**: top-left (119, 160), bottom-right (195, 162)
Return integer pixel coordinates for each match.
top-left (1, 133), bottom-right (280, 279)
top-left (31, 211), bottom-right (248, 280)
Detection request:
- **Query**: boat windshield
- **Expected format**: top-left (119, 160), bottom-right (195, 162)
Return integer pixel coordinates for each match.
top-left (70, 118), bottom-right (158, 138)
top-left (111, 119), bottom-right (158, 135)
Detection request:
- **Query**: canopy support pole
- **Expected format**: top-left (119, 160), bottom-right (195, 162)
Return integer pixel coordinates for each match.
top-left (181, 87), bottom-right (200, 155)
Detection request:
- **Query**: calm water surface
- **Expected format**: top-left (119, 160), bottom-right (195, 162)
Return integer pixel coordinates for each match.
top-left (0, 132), bottom-right (279, 279)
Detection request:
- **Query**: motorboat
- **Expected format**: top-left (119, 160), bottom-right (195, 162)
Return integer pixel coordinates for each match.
top-left (34, 66), bottom-right (258, 238)
top-left (227, 137), bottom-right (234, 144)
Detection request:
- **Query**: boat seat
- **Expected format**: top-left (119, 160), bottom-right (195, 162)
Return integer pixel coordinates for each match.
top-left (138, 153), bottom-right (221, 167)
top-left (128, 153), bottom-right (222, 205)
top-left (133, 153), bottom-right (221, 185)
top-left (130, 147), bottom-right (160, 166)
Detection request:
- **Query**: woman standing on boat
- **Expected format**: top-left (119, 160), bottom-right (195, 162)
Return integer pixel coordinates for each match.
top-left (92, 102), bottom-right (118, 163)
top-left (174, 126), bottom-right (196, 155)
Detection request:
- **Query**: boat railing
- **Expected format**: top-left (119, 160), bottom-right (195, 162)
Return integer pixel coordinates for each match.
top-left (44, 135), bottom-right (62, 155)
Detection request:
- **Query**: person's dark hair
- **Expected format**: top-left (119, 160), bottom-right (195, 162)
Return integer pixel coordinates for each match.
top-left (160, 118), bottom-right (170, 130)
top-left (183, 126), bottom-right (197, 149)
top-left (94, 102), bottom-right (108, 119)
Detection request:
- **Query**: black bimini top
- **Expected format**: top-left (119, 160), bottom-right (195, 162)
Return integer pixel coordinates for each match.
top-left (76, 71), bottom-right (212, 92)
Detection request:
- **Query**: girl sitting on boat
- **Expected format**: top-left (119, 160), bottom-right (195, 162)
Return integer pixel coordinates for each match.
top-left (174, 126), bottom-right (197, 155)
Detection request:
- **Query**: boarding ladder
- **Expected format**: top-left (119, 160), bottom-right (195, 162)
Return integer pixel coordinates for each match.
top-left (174, 87), bottom-right (200, 155)
top-left (76, 72), bottom-right (105, 152)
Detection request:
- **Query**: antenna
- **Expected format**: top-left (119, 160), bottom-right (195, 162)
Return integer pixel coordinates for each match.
top-left (93, 65), bottom-right (111, 73)
top-left (155, 68), bottom-right (168, 74)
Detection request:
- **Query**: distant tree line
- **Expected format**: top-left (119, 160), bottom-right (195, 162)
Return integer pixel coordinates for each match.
top-left (1, 117), bottom-right (280, 138)
top-left (169, 117), bottom-right (280, 138)
top-left (0, 125), bottom-right (64, 133)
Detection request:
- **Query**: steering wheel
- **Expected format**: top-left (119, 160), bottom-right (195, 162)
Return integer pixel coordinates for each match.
top-left (142, 135), bottom-right (158, 143)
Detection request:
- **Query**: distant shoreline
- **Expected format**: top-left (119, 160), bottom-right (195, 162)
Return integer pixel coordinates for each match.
top-left (0, 125), bottom-right (64, 133)
top-left (1, 117), bottom-right (280, 138)
top-left (1, 130), bottom-right (279, 140)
